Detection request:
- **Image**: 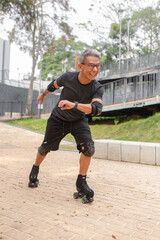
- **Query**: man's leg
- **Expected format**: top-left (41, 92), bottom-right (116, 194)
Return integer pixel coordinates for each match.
top-left (71, 118), bottom-right (95, 201)
top-left (75, 142), bottom-right (95, 201)
top-left (79, 153), bottom-right (91, 175)
top-left (28, 117), bottom-right (68, 188)
top-left (78, 141), bottom-right (95, 174)
top-left (76, 153), bottom-right (94, 201)
top-left (28, 143), bottom-right (51, 188)
top-left (35, 151), bottom-right (46, 166)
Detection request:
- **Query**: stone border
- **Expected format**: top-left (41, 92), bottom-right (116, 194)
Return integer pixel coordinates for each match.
top-left (94, 139), bottom-right (160, 166)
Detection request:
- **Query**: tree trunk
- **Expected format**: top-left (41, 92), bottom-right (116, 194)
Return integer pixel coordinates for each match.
top-left (26, 25), bottom-right (36, 116)
top-left (26, 58), bottom-right (36, 115)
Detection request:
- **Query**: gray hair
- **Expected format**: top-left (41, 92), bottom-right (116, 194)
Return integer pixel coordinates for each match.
top-left (78, 49), bottom-right (101, 64)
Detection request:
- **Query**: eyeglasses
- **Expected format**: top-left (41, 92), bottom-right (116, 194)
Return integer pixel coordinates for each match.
top-left (81, 63), bottom-right (101, 70)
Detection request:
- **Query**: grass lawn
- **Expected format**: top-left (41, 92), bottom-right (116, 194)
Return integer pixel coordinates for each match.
top-left (5, 112), bottom-right (160, 143)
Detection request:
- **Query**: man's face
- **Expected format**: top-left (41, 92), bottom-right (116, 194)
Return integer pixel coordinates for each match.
top-left (79, 55), bottom-right (101, 81)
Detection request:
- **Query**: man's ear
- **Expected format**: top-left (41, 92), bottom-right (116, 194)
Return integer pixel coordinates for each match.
top-left (78, 64), bottom-right (82, 72)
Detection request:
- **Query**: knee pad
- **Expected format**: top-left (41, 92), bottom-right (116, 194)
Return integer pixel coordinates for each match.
top-left (77, 141), bottom-right (95, 157)
top-left (38, 146), bottom-right (50, 156)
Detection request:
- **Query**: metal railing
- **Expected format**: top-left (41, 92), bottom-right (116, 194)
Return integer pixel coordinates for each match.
top-left (102, 71), bottom-right (160, 106)
top-left (98, 48), bottom-right (160, 79)
top-left (1, 78), bottom-right (50, 91)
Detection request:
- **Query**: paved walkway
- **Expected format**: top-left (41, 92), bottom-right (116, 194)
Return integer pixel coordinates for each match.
top-left (0, 122), bottom-right (160, 240)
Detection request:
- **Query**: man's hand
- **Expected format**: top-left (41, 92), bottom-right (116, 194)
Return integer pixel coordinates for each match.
top-left (37, 94), bottom-right (45, 104)
top-left (58, 100), bottom-right (75, 110)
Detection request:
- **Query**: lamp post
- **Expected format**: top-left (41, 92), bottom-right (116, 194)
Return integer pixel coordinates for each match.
top-left (38, 0), bottom-right (43, 118)
top-left (39, 0), bottom-right (43, 96)
top-left (118, 9), bottom-right (124, 71)
top-left (126, 17), bottom-right (131, 71)
top-left (157, 6), bottom-right (160, 49)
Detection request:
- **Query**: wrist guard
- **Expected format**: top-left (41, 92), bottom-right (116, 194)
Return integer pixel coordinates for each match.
top-left (47, 80), bottom-right (56, 92)
top-left (91, 101), bottom-right (103, 116)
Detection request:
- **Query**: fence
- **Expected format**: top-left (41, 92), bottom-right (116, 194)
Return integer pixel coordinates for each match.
top-left (102, 71), bottom-right (160, 106)
top-left (2, 78), bottom-right (49, 91)
top-left (0, 93), bottom-right (59, 120)
top-left (98, 48), bottom-right (160, 79)
top-left (1, 71), bottom-right (159, 119)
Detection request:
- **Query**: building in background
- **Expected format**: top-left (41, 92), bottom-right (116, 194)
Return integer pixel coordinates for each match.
top-left (0, 37), bottom-right (10, 84)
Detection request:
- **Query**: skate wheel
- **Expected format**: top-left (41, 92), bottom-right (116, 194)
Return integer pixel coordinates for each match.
top-left (28, 180), bottom-right (39, 188)
top-left (73, 192), bottom-right (79, 199)
top-left (81, 196), bottom-right (94, 204)
top-left (81, 196), bottom-right (88, 204)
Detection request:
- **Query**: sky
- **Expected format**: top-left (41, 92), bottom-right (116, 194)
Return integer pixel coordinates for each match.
top-left (1, 17), bottom-right (33, 79)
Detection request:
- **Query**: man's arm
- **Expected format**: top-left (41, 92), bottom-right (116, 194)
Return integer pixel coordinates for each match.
top-left (75, 98), bottom-right (103, 114)
top-left (37, 80), bottom-right (60, 103)
top-left (58, 98), bottom-right (103, 115)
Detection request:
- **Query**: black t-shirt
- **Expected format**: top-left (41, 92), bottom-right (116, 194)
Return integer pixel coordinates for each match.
top-left (51, 72), bottom-right (104, 121)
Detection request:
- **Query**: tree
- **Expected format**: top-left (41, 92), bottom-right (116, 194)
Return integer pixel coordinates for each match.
top-left (0, 0), bottom-right (74, 114)
top-left (80, 0), bottom-right (160, 58)
top-left (92, 40), bottom-right (119, 64)
top-left (79, 1), bottom-right (136, 62)
top-left (132, 6), bottom-right (160, 53)
top-left (39, 36), bottom-right (90, 81)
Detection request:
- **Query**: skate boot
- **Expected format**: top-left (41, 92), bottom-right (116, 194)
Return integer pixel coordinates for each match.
top-left (73, 174), bottom-right (94, 204)
top-left (28, 165), bottom-right (39, 188)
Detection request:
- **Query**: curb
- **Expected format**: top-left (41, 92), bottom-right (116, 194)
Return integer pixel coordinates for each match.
top-left (94, 139), bottom-right (160, 166)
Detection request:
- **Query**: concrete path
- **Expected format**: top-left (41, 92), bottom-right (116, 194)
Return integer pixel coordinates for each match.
top-left (0, 122), bottom-right (160, 240)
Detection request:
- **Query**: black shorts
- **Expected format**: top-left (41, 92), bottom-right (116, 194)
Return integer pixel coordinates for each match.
top-left (40, 116), bottom-right (93, 152)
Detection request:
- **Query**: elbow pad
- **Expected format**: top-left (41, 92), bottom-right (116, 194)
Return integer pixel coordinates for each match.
top-left (91, 101), bottom-right (103, 116)
top-left (47, 80), bottom-right (56, 92)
